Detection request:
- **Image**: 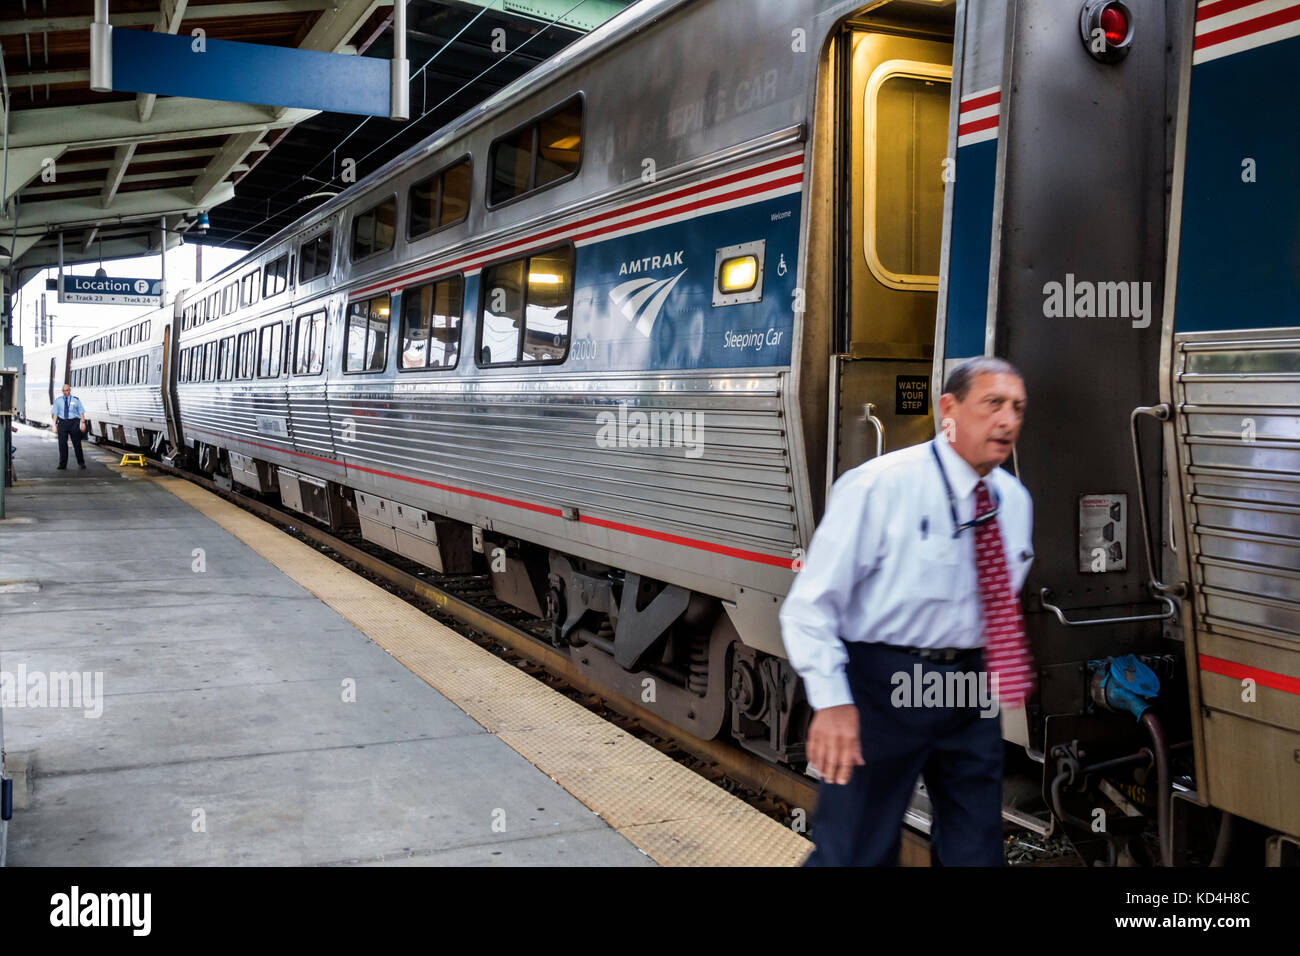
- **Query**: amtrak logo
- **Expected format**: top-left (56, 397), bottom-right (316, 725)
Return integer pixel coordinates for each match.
top-left (609, 268), bottom-right (687, 338)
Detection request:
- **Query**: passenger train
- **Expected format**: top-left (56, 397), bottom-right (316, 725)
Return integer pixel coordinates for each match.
top-left (25, 0), bottom-right (1300, 864)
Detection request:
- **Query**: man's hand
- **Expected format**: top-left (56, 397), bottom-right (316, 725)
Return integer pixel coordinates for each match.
top-left (806, 704), bottom-right (864, 785)
top-left (80, 420), bottom-right (86, 433)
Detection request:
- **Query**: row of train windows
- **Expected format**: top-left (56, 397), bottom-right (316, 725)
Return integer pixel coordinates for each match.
top-left (72, 355), bottom-right (149, 387)
top-left (180, 242), bottom-right (576, 380)
top-left (73, 321), bottom-right (150, 358)
top-left (179, 311), bottom-right (325, 383)
top-left (176, 97), bottom-right (583, 331)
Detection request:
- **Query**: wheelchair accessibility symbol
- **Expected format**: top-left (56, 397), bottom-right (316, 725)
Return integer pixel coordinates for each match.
top-left (776, 254), bottom-right (788, 277)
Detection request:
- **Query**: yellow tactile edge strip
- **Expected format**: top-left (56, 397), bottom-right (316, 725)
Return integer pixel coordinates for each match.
top-left (146, 472), bottom-right (812, 866)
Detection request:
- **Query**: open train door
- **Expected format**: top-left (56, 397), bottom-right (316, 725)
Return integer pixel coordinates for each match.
top-left (1160, 1), bottom-right (1300, 853)
top-left (159, 309), bottom-right (185, 461)
top-left (827, 2), bottom-right (954, 485)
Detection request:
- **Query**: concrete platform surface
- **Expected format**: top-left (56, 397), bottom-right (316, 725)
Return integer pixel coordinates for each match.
top-left (0, 425), bottom-right (653, 866)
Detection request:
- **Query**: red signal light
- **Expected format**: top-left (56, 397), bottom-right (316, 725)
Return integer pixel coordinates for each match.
top-left (1080, 0), bottom-right (1133, 64)
top-left (1100, 5), bottom-right (1128, 46)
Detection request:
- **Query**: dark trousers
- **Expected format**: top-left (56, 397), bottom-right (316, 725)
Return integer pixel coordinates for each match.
top-left (56, 419), bottom-right (85, 467)
top-left (805, 642), bottom-right (1004, 866)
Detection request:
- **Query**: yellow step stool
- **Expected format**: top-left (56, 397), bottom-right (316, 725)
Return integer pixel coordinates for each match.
top-left (119, 454), bottom-right (147, 467)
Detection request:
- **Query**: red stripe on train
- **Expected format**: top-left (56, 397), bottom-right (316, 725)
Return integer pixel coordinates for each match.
top-left (185, 426), bottom-right (795, 568)
top-left (1195, 2), bottom-right (1300, 48)
top-left (958, 114), bottom-right (1000, 137)
top-left (959, 90), bottom-right (1000, 112)
top-left (1197, 0), bottom-right (1277, 24)
top-left (351, 153), bottom-right (806, 296)
top-left (1199, 653), bottom-right (1300, 696)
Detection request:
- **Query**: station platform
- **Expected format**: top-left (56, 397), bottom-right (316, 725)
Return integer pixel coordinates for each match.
top-left (0, 425), bottom-right (809, 867)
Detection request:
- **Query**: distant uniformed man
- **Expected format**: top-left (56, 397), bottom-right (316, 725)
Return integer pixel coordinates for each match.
top-left (51, 383), bottom-right (87, 470)
top-left (780, 356), bottom-right (1035, 866)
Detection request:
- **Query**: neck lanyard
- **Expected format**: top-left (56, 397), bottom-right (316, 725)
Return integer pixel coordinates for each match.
top-left (930, 441), bottom-right (1000, 538)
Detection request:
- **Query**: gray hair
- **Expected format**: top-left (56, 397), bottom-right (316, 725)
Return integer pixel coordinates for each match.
top-left (942, 357), bottom-right (1023, 401)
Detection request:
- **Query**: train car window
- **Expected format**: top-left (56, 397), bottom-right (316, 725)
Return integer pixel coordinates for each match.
top-left (440, 160), bottom-right (471, 227)
top-left (408, 157), bottom-right (471, 239)
top-left (200, 342), bottom-right (211, 381)
top-left (344, 295), bottom-right (391, 373)
top-left (299, 232), bottom-right (333, 283)
top-left (110, 332), bottom-right (117, 349)
top-left (241, 271), bottom-right (260, 308)
top-left (143, 320), bottom-right (150, 339)
top-left (480, 259), bottom-right (524, 364)
top-left (400, 274), bottom-right (463, 370)
top-left (351, 198), bottom-right (397, 262)
top-left (216, 338), bottom-right (230, 381)
top-left (478, 246), bottom-right (574, 366)
top-left (237, 331), bottom-right (254, 379)
top-left (207, 292), bottom-right (219, 322)
top-left (263, 252), bottom-right (290, 298)
top-left (488, 96), bottom-right (582, 207)
top-left (867, 70), bottom-right (948, 289)
top-left (180, 349), bottom-right (189, 383)
top-left (258, 323), bottom-right (283, 378)
top-left (293, 310), bottom-right (326, 375)
top-left (536, 102), bottom-right (582, 189)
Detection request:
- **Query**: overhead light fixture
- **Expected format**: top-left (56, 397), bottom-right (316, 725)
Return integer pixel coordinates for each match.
top-left (0, 244), bottom-right (11, 264)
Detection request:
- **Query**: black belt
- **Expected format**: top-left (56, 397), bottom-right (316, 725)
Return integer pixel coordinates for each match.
top-left (895, 645), bottom-right (982, 664)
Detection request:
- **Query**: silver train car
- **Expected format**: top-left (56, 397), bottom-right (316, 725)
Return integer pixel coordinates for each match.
top-left (68, 310), bottom-right (169, 450)
top-left (63, 0), bottom-right (1299, 863)
top-left (19, 341), bottom-right (70, 426)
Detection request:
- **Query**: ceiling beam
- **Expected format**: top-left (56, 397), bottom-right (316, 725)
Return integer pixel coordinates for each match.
top-left (17, 234), bottom-right (183, 276)
top-left (26, 167), bottom-right (206, 200)
top-left (58, 149), bottom-right (218, 174)
top-left (4, 69), bottom-right (89, 87)
top-left (3, 145), bottom-right (68, 206)
top-left (138, 0), bottom-right (192, 123)
top-left (82, 227), bottom-right (100, 253)
top-left (8, 97), bottom-right (317, 152)
top-left (0, 182), bottom-right (235, 233)
top-left (0, 1), bottom-right (333, 36)
top-left (191, 132), bottom-right (264, 207)
top-left (101, 144), bottom-right (137, 208)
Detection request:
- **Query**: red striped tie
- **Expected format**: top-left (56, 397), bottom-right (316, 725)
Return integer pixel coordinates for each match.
top-left (973, 480), bottom-right (1035, 705)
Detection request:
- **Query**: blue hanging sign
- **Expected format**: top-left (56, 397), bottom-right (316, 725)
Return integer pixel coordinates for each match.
top-left (60, 275), bottom-right (163, 306)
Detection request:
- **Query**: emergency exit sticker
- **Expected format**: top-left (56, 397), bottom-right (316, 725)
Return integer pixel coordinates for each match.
top-left (1079, 493), bottom-right (1127, 573)
top-left (896, 375), bottom-right (929, 415)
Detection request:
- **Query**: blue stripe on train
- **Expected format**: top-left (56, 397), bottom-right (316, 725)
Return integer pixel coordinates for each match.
top-left (943, 138), bottom-right (997, 358)
top-left (568, 192), bottom-right (803, 372)
top-left (1175, 35), bottom-right (1300, 333)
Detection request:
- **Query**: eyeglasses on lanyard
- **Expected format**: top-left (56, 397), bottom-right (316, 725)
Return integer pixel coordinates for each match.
top-left (930, 441), bottom-right (1000, 538)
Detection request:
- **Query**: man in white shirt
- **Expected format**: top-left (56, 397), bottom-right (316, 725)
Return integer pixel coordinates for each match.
top-left (780, 357), bottom-right (1034, 866)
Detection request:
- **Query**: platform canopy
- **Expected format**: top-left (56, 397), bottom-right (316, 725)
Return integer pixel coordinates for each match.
top-left (0, 0), bottom-right (631, 284)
